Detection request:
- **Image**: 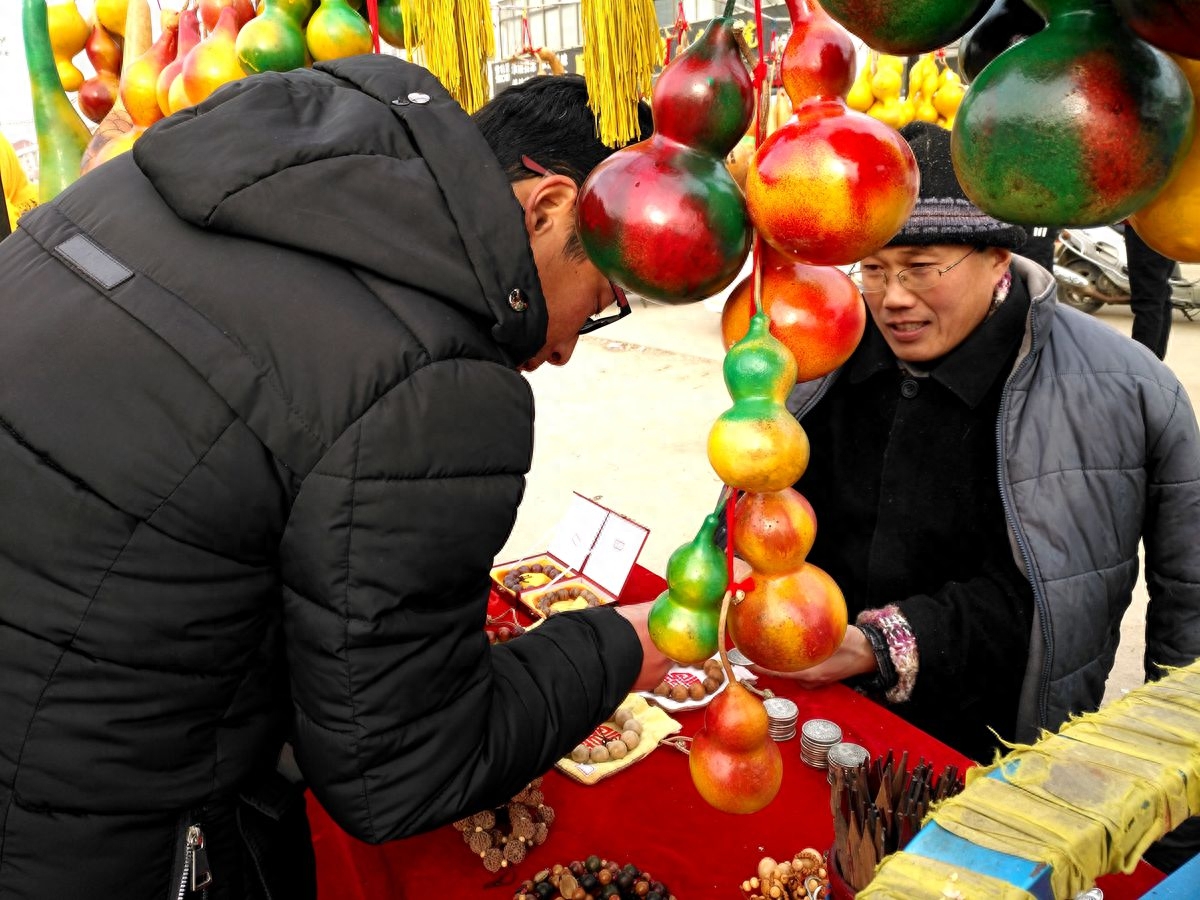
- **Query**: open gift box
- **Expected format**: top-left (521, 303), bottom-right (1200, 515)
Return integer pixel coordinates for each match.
top-left (491, 494), bottom-right (650, 619)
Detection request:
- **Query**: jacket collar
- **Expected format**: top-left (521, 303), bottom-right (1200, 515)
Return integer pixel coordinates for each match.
top-left (133, 56), bottom-right (548, 366)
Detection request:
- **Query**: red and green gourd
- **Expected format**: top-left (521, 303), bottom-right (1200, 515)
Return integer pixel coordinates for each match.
top-left (952, 0), bottom-right (1196, 226)
top-left (22, 0), bottom-right (92, 202)
top-left (575, 0), bottom-right (753, 303)
top-left (819, 0), bottom-right (993, 56)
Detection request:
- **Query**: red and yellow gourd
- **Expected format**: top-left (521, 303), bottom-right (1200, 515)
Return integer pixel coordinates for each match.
top-left (746, 0), bottom-right (920, 266)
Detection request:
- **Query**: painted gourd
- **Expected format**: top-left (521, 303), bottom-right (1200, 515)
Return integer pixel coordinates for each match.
top-left (952, 0), bottom-right (1195, 226)
top-left (576, 1), bottom-right (753, 302)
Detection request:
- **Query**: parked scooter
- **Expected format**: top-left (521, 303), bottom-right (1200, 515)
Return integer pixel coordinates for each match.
top-left (1054, 224), bottom-right (1200, 320)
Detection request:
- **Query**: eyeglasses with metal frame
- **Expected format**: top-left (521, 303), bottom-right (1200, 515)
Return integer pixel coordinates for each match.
top-left (849, 247), bottom-right (979, 295)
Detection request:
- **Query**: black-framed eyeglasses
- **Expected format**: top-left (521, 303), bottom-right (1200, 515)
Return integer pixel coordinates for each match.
top-left (849, 247), bottom-right (978, 295)
top-left (520, 155), bottom-right (632, 336)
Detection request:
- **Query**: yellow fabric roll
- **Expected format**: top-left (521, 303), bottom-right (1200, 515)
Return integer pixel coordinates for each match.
top-left (860, 659), bottom-right (1200, 898)
top-left (857, 853), bottom-right (1037, 900)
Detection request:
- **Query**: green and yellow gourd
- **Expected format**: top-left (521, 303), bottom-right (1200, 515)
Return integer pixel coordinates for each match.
top-left (23, 0), bottom-right (92, 202)
top-left (648, 514), bottom-right (729, 665)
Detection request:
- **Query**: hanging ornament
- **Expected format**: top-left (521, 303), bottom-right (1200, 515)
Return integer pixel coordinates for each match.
top-left (576, 1), bottom-right (753, 302)
top-left (957, 0), bottom-right (1045, 84)
top-left (819, 0), bottom-right (993, 56)
top-left (746, 0), bottom-right (919, 266)
top-left (1128, 55), bottom-right (1200, 262)
top-left (1111, 0), bottom-right (1200, 60)
top-left (952, 0), bottom-right (1195, 227)
top-left (402, 0), bottom-right (493, 113)
top-left (579, 0), bottom-right (660, 148)
top-left (721, 247), bottom-right (865, 383)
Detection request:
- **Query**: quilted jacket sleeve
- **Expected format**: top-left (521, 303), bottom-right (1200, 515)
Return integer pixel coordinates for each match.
top-left (278, 358), bottom-right (642, 842)
top-left (1142, 378), bottom-right (1200, 679)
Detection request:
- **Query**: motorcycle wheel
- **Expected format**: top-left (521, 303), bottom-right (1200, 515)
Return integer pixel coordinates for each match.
top-left (1058, 259), bottom-right (1106, 314)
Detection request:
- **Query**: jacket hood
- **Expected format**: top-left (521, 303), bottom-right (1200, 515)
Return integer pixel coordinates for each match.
top-left (132, 56), bottom-right (547, 364)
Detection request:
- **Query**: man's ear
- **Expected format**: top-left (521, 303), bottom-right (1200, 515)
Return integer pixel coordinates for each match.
top-left (524, 175), bottom-right (579, 237)
top-left (989, 247), bottom-right (1013, 275)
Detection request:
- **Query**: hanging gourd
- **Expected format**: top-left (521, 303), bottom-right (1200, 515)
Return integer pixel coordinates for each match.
top-left (1111, 0), bottom-right (1200, 60)
top-left (237, 0), bottom-right (308, 74)
top-left (647, 514), bottom-right (729, 665)
top-left (23, 0), bottom-right (92, 201)
top-left (721, 247), bottom-right (865, 383)
top-left (1129, 56), bottom-right (1200, 262)
top-left (819, 0), bottom-right (993, 55)
top-left (576, 1), bottom-right (753, 302)
top-left (746, 0), bottom-right (920, 266)
top-left (952, 0), bottom-right (1195, 227)
top-left (957, 0), bottom-right (1045, 83)
top-left (78, 16), bottom-right (122, 123)
top-left (708, 313), bottom-right (810, 493)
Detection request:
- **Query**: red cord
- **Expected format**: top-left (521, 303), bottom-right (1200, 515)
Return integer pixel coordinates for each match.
top-left (365, 0), bottom-right (380, 53)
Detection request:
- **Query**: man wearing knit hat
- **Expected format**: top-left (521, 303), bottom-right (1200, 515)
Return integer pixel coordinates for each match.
top-left (757, 121), bottom-right (1200, 804)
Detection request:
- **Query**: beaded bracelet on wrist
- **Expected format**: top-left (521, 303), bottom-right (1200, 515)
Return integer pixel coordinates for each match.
top-left (855, 605), bottom-right (918, 703)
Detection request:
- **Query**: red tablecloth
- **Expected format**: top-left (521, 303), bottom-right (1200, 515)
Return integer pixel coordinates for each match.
top-left (307, 566), bottom-right (1163, 899)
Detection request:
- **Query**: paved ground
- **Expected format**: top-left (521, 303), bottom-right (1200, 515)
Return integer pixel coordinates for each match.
top-left (501, 277), bottom-right (1200, 706)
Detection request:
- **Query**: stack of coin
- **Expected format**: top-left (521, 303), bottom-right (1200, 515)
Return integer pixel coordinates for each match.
top-left (763, 697), bottom-right (799, 741)
top-left (826, 741), bottom-right (870, 783)
top-left (800, 718), bottom-right (843, 768)
top-left (726, 648), bottom-right (754, 667)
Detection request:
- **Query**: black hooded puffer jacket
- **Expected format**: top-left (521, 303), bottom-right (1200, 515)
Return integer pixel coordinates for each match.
top-left (0, 56), bottom-right (640, 899)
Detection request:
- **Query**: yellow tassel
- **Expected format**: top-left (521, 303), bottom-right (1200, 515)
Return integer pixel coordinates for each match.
top-left (580, 0), bottom-right (659, 147)
top-left (401, 0), bottom-right (494, 114)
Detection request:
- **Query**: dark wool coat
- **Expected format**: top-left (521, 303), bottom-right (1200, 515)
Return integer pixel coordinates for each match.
top-left (0, 56), bottom-right (640, 899)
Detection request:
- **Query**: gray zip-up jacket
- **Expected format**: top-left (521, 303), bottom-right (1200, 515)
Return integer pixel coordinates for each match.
top-left (787, 258), bottom-right (1200, 741)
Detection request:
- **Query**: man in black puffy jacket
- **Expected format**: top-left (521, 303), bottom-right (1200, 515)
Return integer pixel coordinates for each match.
top-left (0, 56), bottom-right (669, 899)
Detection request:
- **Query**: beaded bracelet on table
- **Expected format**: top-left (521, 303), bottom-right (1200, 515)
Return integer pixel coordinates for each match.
top-left (452, 778), bottom-right (555, 873)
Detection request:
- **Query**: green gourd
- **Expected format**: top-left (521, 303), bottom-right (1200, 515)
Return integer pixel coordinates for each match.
top-left (707, 313), bottom-right (810, 494)
top-left (23, 0), bottom-right (92, 202)
top-left (648, 514), bottom-right (729, 665)
top-left (236, 0), bottom-right (307, 75)
top-left (306, 0), bottom-right (372, 62)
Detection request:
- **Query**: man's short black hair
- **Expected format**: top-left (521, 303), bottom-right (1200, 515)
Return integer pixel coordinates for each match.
top-left (473, 75), bottom-right (654, 188)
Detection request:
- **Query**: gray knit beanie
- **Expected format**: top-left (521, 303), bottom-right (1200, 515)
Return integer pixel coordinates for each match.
top-left (888, 122), bottom-right (1028, 250)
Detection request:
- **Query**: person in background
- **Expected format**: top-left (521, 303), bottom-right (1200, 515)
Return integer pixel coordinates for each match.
top-left (757, 121), bottom-right (1200, 760)
top-left (0, 58), bottom-right (669, 899)
top-left (1016, 224), bottom-right (1058, 273)
top-left (1126, 223), bottom-right (1178, 360)
top-left (754, 120), bottom-right (1200, 871)
top-left (0, 132), bottom-right (38, 238)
